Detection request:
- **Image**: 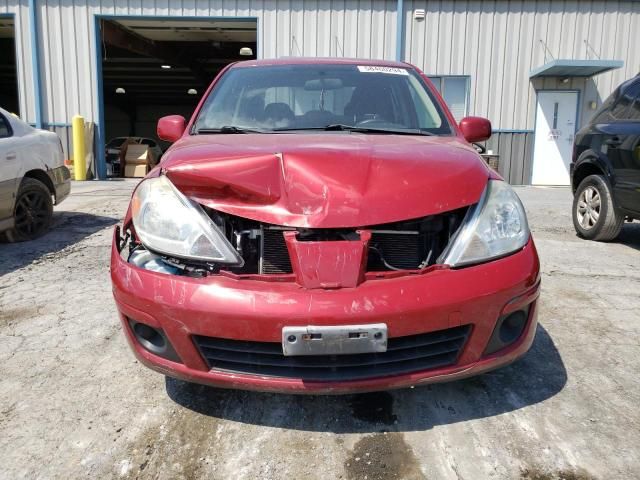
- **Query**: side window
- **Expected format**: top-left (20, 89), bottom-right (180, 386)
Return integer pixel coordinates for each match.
top-left (627, 92), bottom-right (640, 121)
top-left (610, 79), bottom-right (640, 120)
top-left (0, 114), bottom-right (13, 138)
top-left (592, 88), bottom-right (619, 123)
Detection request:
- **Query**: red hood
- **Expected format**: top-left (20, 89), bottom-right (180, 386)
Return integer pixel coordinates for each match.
top-left (161, 133), bottom-right (493, 228)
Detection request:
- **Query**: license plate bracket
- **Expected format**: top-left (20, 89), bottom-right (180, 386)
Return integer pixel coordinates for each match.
top-left (282, 324), bottom-right (388, 356)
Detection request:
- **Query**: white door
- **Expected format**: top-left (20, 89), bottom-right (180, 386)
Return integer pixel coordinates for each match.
top-left (532, 91), bottom-right (578, 185)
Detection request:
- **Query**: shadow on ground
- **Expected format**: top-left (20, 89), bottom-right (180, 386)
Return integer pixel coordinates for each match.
top-left (616, 222), bottom-right (640, 251)
top-left (167, 324), bottom-right (566, 433)
top-left (0, 211), bottom-right (118, 276)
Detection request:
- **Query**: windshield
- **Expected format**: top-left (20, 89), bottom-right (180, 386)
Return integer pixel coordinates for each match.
top-left (192, 64), bottom-right (452, 135)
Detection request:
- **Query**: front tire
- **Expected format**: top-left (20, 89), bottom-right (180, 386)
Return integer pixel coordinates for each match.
top-left (572, 174), bottom-right (623, 241)
top-left (4, 178), bottom-right (53, 242)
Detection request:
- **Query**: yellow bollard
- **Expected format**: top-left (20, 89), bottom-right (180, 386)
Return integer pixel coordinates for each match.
top-left (72, 115), bottom-right (86, 181)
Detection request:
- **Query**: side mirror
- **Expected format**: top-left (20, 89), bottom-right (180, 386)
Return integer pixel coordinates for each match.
top-left (459, 116), bottom-right (492, 143)
top-left (157, 115), bottom-right (186, 143)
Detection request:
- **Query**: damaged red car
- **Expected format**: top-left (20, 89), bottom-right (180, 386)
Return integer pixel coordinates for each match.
top-left (111, 58), bottom-right (540, 394)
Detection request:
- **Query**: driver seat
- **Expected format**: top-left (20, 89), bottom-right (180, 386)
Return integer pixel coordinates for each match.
top-left (263, 102), bottom-right (295, 126)
top-left (344, 85), bottom-right (395, 124)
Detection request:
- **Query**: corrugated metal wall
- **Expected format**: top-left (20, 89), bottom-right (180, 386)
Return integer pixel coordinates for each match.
top-left (484, 131), bottom-right (533, 184)
top-left (1, 0), bottom-right (639, 182)
top-left (1, 0), bottom-right (397, 126)
top-left (0, 0), bottom-right (34, 122)
top-left (404, 0), bottom-right (640, 131)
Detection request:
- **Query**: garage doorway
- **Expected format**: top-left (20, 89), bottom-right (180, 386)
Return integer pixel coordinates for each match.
top-left (95, 16), bottom-right (258, 178)
top-left (0, 15), bottom-right (19, 115)
top-left (532, 90), bottom-right (579, 185)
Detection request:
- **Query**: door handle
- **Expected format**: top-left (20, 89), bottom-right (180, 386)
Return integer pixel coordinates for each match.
top-left (6, 152), bottom-right (16, 160)
top-left (605, 136), bottom-right (623, 147)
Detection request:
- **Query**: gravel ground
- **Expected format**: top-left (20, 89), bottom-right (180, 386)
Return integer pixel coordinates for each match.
top-left (1, 180), bottom-right (639, 480)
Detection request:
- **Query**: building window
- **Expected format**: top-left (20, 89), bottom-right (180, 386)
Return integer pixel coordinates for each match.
top-left (428, 76), bottom-right (470, 121)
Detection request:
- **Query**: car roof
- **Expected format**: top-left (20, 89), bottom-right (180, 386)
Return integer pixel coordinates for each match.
top-left (230, 57), bottom-right (413, 69)
top-left (0, 106), bottom-right (35, 136)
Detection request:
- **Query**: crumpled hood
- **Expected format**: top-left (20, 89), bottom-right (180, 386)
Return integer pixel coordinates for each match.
top-left (161, 133), bottom-right (493, 228)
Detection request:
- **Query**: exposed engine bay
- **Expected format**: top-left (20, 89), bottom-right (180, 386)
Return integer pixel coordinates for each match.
top-left (123, 205), bottom-right (468, 278)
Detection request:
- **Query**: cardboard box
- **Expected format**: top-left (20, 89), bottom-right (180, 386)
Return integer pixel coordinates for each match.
top-left (124, 163), bottom-right (148, 178)
top-left (122, 144), bottom-right (151, 177)
top-left (124, 145), bottom-right (150, 164)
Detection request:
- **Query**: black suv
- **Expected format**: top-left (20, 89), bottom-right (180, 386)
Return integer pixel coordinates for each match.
top-left (571, 74), bottom-right (640, 241)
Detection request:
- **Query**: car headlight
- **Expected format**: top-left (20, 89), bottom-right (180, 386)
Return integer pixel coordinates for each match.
top-left (130, 175), bottom-right (243, 265)
top-left (439, 180), bottom-right (529, 267)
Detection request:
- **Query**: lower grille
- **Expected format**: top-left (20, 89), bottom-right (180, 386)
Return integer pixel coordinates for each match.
top-left (193, 325), bottom-right (471, 381)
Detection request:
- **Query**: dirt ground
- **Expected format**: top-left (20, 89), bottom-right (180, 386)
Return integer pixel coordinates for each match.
top-left (1, 180), bottom-right (639, 480)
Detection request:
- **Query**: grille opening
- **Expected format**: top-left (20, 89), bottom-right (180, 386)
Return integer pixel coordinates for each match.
top-left (193, 324), bottom-right (471, 381)
top-left (202, 206), bottom-right (468, 275)
top-left (261, 227), bottom-right (293, 274)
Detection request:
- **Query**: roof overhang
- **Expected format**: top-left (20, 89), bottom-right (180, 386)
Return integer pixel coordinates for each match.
top-left (529, 59), bottom-right (624, 78)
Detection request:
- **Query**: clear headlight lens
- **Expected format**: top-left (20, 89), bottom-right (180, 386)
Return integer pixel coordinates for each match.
top-left (130, 175), bottom-right (243, 265)
top-left (440, 180), bottom-right (529, 267)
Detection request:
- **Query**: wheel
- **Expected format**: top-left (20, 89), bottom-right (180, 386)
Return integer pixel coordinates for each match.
top-left (572, 174), bottom-right (624, 241)
top-left (4, 178), bottom-right (53, 242)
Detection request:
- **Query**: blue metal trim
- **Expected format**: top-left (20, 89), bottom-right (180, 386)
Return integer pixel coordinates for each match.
top-left (492, 129), bottom-right (535, 134)
top-left (29, 122), bottom-right (73, 128)
top-left (529, 59), bottom-right (624, 78)
top-left (425, 74), bottom-right (471, 77)
top-left (92, 14), bottom-right (260, 180)
top-left (92, 14), bottom-right (258, 22)
top-left (28, 0), bottom-right (43, 129)
top-left (94, 16), bottom-right (106, 179)
top-left (256, 16), bottom-right (262, 59)
top-left (395, 0), bottom-right (404, 61)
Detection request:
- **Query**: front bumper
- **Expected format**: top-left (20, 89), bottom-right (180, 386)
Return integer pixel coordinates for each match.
top-left (48, 165), bottom-right (70, 205)
top-left (111, 230), bottom-right (540, 394)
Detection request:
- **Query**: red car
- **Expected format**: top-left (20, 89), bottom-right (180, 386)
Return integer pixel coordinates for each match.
top-left (111, 58), bottom-right (540, 394)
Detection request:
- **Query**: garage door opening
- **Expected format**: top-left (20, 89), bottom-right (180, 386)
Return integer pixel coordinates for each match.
top-left (0, 16), bottom-right (19, 115)
top-left (97, 17), bottom-right (257, 177)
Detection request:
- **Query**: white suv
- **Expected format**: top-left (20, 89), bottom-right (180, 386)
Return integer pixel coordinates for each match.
top-left (0, 107), bottom-right (70, 241)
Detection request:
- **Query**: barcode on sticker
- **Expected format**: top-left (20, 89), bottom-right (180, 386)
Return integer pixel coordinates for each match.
top-left (357, 65), bottom-right (409, 75)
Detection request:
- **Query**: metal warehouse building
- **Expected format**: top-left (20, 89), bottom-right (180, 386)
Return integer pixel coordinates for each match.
top-left (1, 0), bottom-right (639, 184)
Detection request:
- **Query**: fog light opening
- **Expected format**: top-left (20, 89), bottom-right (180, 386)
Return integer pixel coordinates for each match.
top-left (484, 306), bottom-right (530, 356)
top-left (499, 310), bottom-right (527, 345)
top-left (127, 319), bottom-right (182, 363)
top-left (133, 322), bottom-right (166, 350)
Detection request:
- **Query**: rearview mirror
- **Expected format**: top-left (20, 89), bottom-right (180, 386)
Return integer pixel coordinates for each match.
top-left (459, 116), bottom-right (492, 143)
top-left (304, 78), bottom-right (343, 91)
top-left (157, 115), bottom-right (186, 143)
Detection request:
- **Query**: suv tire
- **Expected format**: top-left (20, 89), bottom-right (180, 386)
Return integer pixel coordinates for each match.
top-left (572, 174), bottom-right (624, 241)
top-left (4, 178), bottom-right (53, 242)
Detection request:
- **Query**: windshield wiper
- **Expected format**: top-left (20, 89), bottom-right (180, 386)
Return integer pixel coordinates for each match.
top-left (272, 124), bottom-right (434, 135)
top-left (326, 124), bottom-right (434, 135)
top-left (195, 126), bottom-right (265, 134)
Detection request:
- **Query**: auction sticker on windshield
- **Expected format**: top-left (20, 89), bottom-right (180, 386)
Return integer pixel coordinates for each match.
top-left (357, 65), bottom-right (409, 75)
